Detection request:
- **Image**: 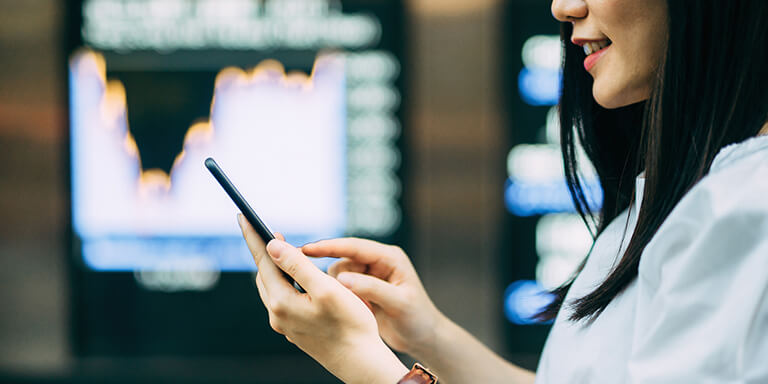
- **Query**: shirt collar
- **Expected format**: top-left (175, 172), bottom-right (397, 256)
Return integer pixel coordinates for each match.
top-left (632, 134), bottom-right (768, 210)
top-left (710, 134), bottom-right (768, 173)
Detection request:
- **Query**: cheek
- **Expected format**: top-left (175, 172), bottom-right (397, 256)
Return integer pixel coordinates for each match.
top-left (587, 0), bottom-right (667, 108)
top-left (592, 45), bottom-right (656, 108)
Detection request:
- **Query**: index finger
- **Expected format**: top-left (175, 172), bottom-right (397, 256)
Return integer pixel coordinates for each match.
top-left (238, 214), bottom-right (269, 264)
top-left (301, 238), bottom-right (400, 265)
top-left (267, 240), bottom-right (335, 294)
top-left (238, 215), bottom-right (294, 293)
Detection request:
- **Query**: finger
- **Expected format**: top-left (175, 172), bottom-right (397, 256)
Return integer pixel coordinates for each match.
top-left (240, 215), bottom-right (295, 293)
top-left (336, 272), bottom-right (403, 311)
top-left (327, 258), bottom-right (367, 278)
top-left (275, 232), bottom-right (286, 241)
top-left (238, 214), bottom-right (269, 265)
top-left (267, 239), bottom-right (333, 294)
top-left (325, 261), bottom-right (374, 313)
top-left (358, 294), bottom-right (374, 313)
top-left (255, 272), bottom-right (271, 307)
top-left (310, 240), bottom-right (399, 283)
top-left (301, 238), bottom-right (399, 265)
top-left (256, 276), bottom-right (286, 335)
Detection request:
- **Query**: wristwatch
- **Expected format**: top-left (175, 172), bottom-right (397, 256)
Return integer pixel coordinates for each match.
top-left (397, 363), bottom-right (438, 384)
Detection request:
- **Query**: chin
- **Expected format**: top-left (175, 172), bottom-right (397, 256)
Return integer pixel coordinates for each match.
top-left (594, 88), bottom-right (648, 110)
top-left (592, 79), bottom-right (650, 109)
top-left (592, 84), bottom-right (627, 109)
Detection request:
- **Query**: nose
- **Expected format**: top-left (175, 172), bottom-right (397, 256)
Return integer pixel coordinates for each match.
top-left (551, 0), bottom-right (587, 22)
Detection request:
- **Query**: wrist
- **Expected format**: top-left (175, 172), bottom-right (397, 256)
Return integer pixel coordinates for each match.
top-left (366, 347), bottom-right (409, 384)
top-left (407, 311), bottom-right (453, 362)
top-left (333, 338), bottom-right (408, 384)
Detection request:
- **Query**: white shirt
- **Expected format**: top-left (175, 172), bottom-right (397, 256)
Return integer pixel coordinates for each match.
top-left (536, 135), bottom-right (768, 384)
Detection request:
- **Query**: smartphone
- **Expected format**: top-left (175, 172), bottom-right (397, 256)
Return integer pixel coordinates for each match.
top-left (205, 157), bottom-right (305, 293)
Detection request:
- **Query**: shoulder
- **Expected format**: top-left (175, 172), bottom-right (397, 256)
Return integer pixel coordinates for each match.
top-left (668, 135), bottom-right (768, 224)
top-left (696, 137), bottom-right (768, 217)
top-left (639, 139), bottom-right (768, 285)
top-left (626, 138), bottom-right (768, 381)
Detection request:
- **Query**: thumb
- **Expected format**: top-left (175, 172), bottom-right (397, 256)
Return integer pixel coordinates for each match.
top-left (267, 239), bottom-right (327, 293)
top-left (337, 272), bottom-right (402, 310)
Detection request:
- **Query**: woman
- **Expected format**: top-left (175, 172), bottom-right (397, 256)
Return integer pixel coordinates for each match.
top-left (238, 0), bottom-right (768, 382)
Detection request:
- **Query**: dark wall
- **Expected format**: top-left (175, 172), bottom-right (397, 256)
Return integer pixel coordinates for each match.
top-left (0, 0), bottom-right (543, 380)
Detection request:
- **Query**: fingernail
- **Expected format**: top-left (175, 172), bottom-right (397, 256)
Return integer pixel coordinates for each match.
top-left (267, 240), bottom-right (288, 257)
top-left (237, 214), bottom-right (244, 227)
top-left (337, 272), bottom-right (354, 287)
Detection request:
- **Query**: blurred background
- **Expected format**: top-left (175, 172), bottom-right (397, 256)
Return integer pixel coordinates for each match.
top-left (0, 0), bottom-right (593, 382)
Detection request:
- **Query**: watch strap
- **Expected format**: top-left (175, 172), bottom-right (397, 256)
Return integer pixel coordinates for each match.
top-left (397, 363), bottom-right (437, 384)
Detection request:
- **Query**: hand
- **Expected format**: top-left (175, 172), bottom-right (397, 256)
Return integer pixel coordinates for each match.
top-left (237, 215), bottom-right (408, 384)
top-left (301, 238), bottom-right (446, 357)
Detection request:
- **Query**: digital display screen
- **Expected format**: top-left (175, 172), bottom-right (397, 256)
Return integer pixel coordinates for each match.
top-left (499, 3), bottom-right (596, 352)
top-left (69, 0), bottom-right (403, 277)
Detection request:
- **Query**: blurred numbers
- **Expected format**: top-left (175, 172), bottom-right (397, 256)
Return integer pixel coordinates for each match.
top-left (345, 51), bottom-right (402, 236)
top-left (503, 34), bottom-right (600, 324)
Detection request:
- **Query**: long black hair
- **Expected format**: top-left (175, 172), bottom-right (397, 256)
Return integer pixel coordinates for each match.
top-left (541, 0), bottom-right (768, 322)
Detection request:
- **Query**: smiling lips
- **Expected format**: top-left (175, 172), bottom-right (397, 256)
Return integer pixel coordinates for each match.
top-left (579, 39), bottom-right (612, 72)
